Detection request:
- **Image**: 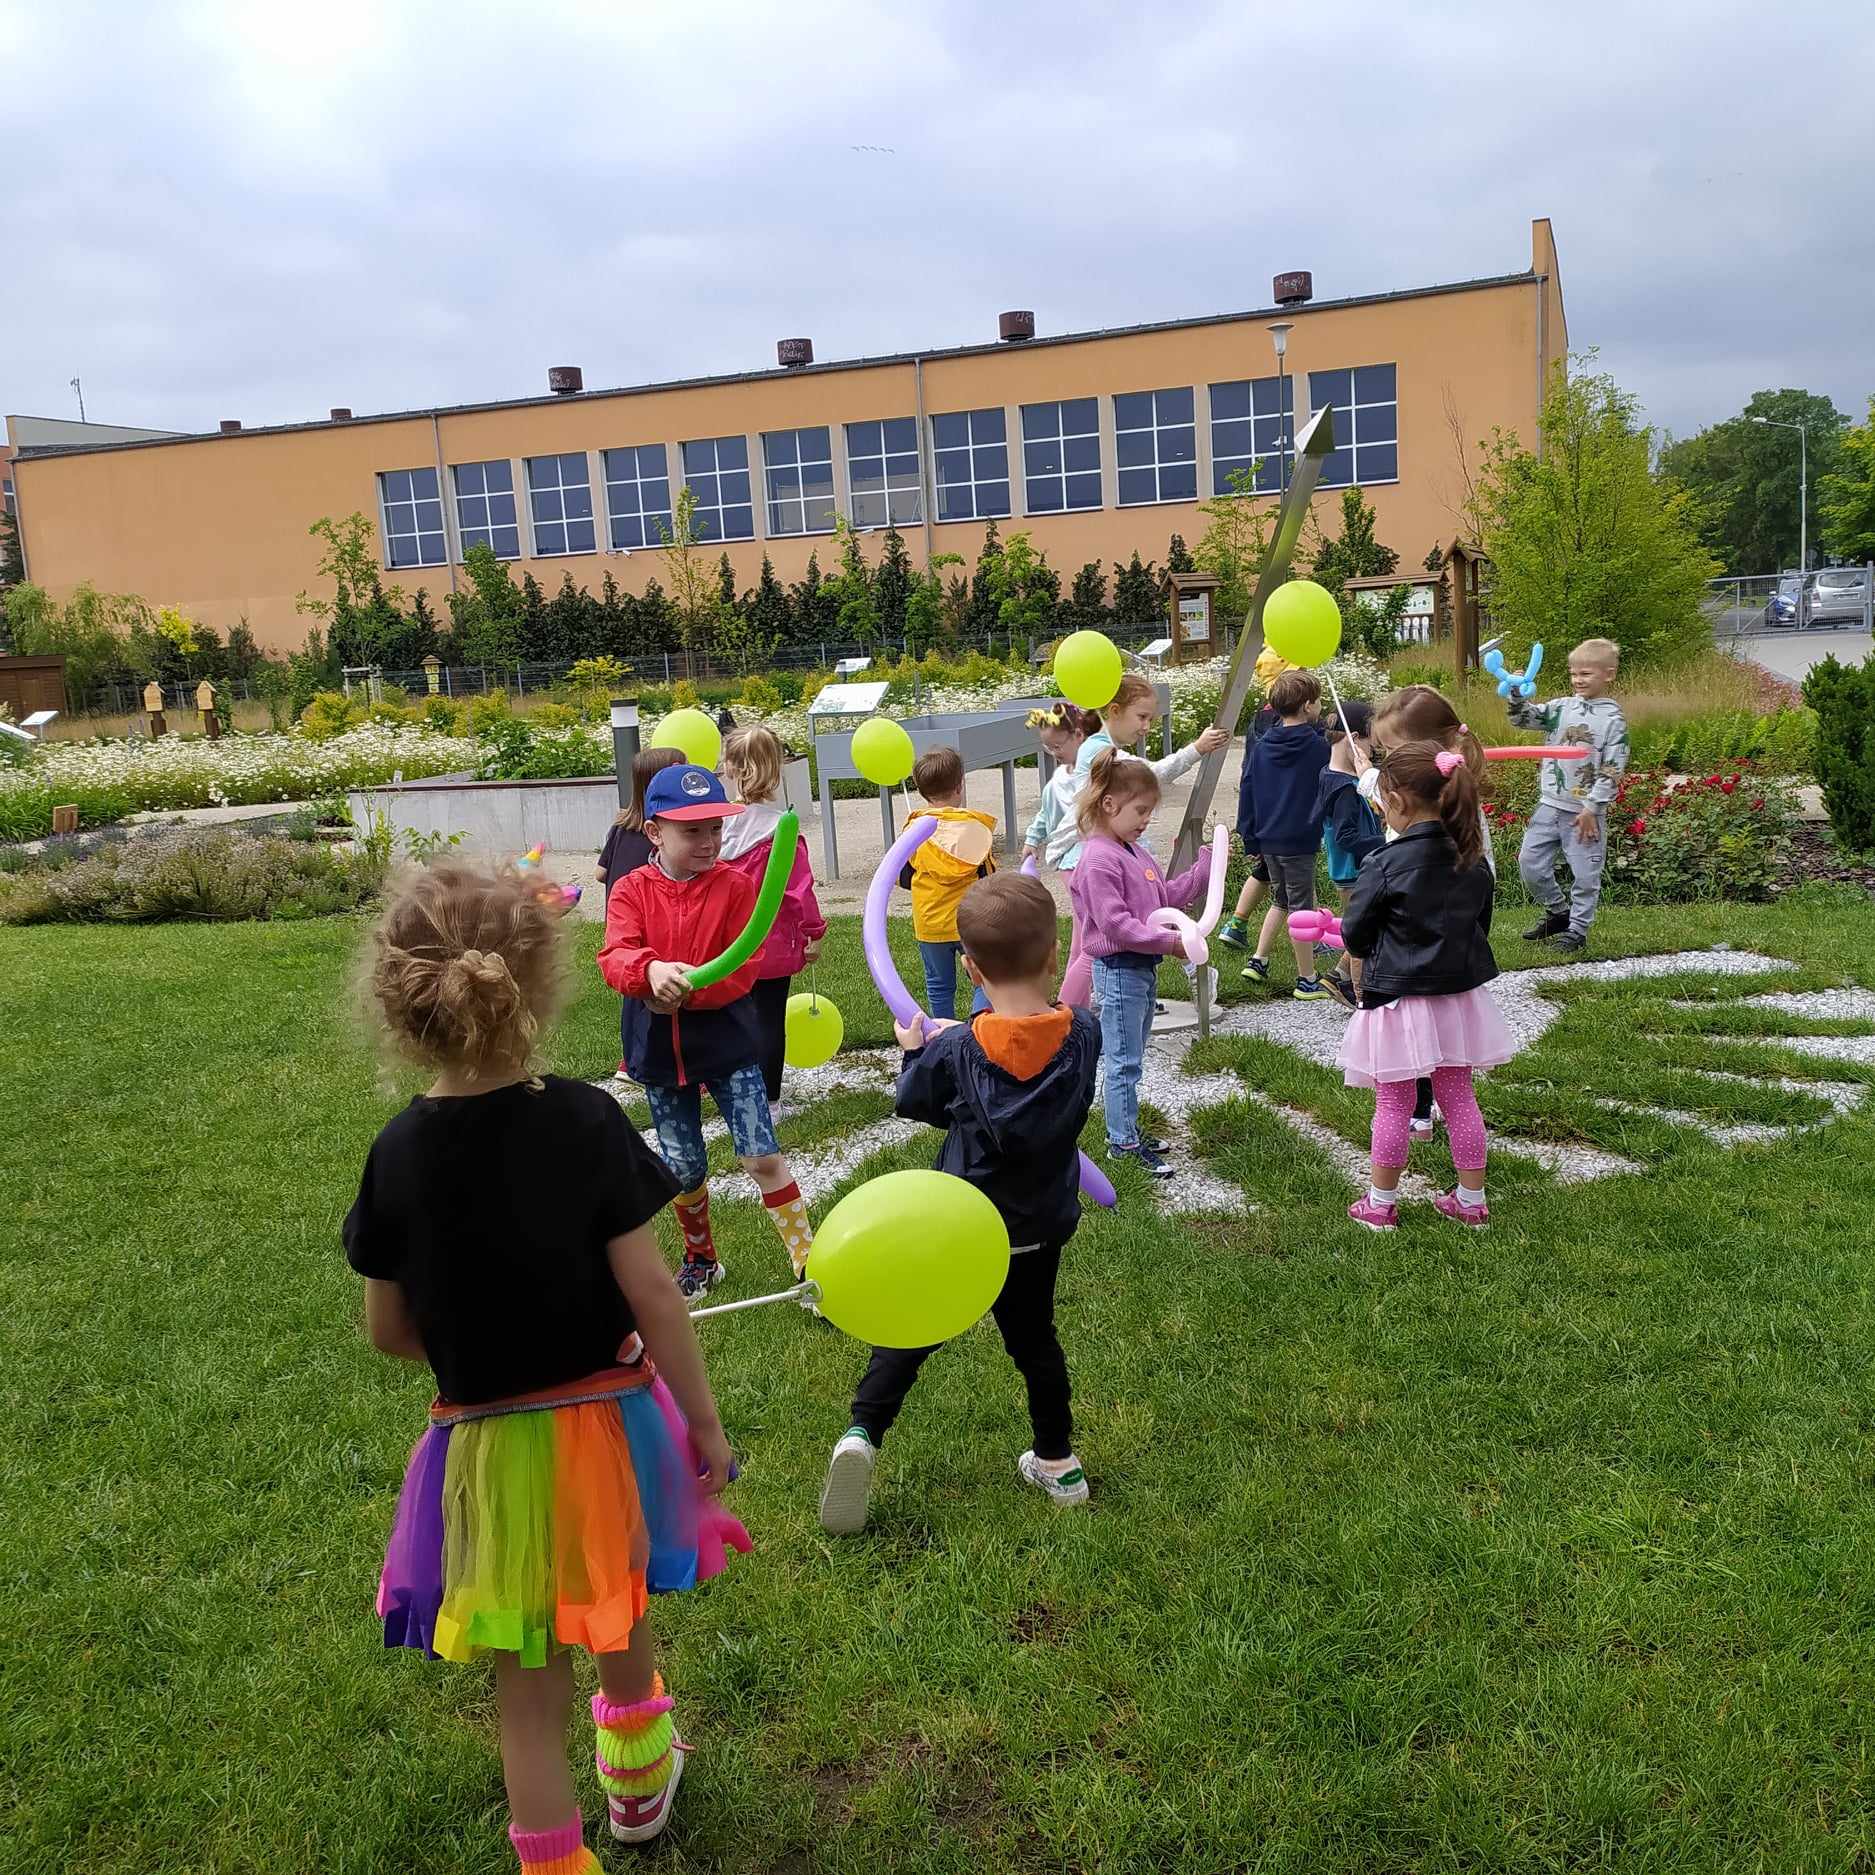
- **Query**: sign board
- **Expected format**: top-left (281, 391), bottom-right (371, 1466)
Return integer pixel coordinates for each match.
top-left (807, 681), bottom-right (889, 718)
top-left (1139, 637), bottom-right (1175, 662)
top-left (1178, 595), bottom-right (1211, 642)
top-left (1356, 585), bottom-right (1433, 619)
top-left (832, 656), bottom-right (873, 676)
top-left (21, 709), bottom-right (58, 733)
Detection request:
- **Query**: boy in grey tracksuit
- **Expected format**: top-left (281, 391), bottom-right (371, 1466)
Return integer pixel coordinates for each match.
top-left (1508, 636), bottom-right (1630, 953)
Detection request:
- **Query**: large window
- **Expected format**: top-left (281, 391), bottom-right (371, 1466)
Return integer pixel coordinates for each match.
top-left (2, 476), bottom-right (14, 518)
top-left (931, 407), bottom-right (1009, 522)
top-left (603, 443), bottom-right (672, 550)
top-left (452, 460), bottom-right (519, 559)
top-left (1113, 386), bottom-right (1197, 505)
top-left (1020, 398), bottom-right (1101, 513)
top-left (680, 435), bottom-right (754, 541)
top-left (1308, 364), bottom-right (1398, 488)
top-left (845, 417), bottom-right (922, 528)
top-left (1210, 378), bottom-right (1294, 494)
top-left (378, 467), bottom-right (446, 568)
top-left (525, 452), bottom-right (596, 556)
top-left (763, 427), bottom-right (836, 536)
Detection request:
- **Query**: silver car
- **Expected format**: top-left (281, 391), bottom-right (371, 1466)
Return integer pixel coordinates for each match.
top-left (1808, 566), bottom-right (1872, 628)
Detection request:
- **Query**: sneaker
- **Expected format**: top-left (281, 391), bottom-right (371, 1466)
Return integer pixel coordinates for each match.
top-left (1521, 909), bottom-right (1567, 942)
top-left (606, 1741), bottom-right (690, 1843)
top-left (1137, 1134), bottom-right (1170, 1153)
top-left (1109, 1141), bottom-right (1174, 1181)
top-left (1408, 1106), bottom-right (1440, 1143)
top-left (1549, 929), bottom-right (1587, 954)
top-left (1241, 956), bottom-right (1271, 984)
top-left (1018, 1450), bottom-right (1091, 1508)
top-left (1347, 1195), bottom-right (1399, 1231)
top-left (818, 1428), bottom-right (876, 1535)
top-left (1324, 972), bottom-right (1358, 1010)
top-left (1292, 976), bottom-right (1331, 1001)
top-left (1434, 1189), bottom-right (1490, 1227)
top-left (676, 1254), bottom-right (726, 1303)
top-left (1216, 915), bottom-right (1249, 951)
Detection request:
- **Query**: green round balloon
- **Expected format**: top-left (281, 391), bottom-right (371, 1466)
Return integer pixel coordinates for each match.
top-left (810, 1171), bottom-right (1010, 1348)
top-left (851, 716), bottom-right (915, 787)
top-left (649, 707), bottom-right (722, 770)
top-left (783, 991), bottom-right (844, 1069)
top-left (1261, 579), bottom-right (1343, 667)
top-left (1054, 629), bottom-right (1124, 709)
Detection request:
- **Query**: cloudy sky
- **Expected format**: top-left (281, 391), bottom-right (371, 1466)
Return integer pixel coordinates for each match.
top-left (4, 0), bottom-right (1870, 445)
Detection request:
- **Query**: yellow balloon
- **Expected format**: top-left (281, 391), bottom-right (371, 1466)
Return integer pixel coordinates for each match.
top-left (1261, 579), bottom-right (1343, 667)
top-left (783, 991), bottom-right (844, 1069)
top-left (851, 716), bottom-right (915, 788)
top-left (649, 707), bottom-right (721, 770)
top-left (809, 1171), bottom-right (1010, 1348)
top-left (1054, 630), bottom-right (1123, 709)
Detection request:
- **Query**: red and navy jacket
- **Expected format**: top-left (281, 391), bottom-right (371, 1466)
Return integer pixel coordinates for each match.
top-left (598, 862), bottom-right (762, 1088)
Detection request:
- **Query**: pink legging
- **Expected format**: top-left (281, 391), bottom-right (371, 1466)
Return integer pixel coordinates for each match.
top-left (1373, 1067), bottom-right (1486, 1172)
top-left (1060, 909), bottom-right (1093, 1009)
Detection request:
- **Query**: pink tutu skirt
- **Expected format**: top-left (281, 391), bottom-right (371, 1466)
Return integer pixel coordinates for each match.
top-left (1339, 986), bottom-right (1516, 1088)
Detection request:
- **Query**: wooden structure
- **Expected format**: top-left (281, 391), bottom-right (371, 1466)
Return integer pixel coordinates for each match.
top-left (1166, 571), bottom-right (1222, 666)
top-left (142, 679), bottom-right (167, 737)
top-left (0, 654), bottom-right (66, 720)
top-left (1345, 538), bottom-right (1491, 675)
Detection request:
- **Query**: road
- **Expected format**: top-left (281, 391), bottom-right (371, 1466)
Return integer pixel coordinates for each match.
top-left (1724, 627), bottom-right (1873, 683)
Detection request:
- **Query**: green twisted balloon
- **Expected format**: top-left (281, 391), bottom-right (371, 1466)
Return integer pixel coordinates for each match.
top-left (682, 810), bottom-right (800, 990)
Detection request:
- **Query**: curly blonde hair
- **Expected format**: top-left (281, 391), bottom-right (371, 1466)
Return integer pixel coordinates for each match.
top-left (364, 862), bottom-right (566, 1080)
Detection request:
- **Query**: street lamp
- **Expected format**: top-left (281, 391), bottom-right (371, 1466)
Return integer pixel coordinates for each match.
top-left (1268, 321), bottom-right (1294, 499)
top-left (1750, 415), bottom-right (1808, 583)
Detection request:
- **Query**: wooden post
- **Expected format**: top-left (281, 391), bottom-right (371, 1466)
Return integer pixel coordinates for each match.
top-left (51, 804), bottom-right (79, 836)
top-left (196, 679), bottom-right (220, 739)
top-left (143, 680), bottom-right (167, 739)
top-left (422, 654), bottom-right (442, 695)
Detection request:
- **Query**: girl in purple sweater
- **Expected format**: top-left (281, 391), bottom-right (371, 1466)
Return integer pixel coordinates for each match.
top-left (1067, 749), bottom-right (1209, 1181)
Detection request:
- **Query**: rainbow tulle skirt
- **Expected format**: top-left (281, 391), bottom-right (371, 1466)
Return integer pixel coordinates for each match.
top-left (376, 1364), bottom-right (750, 1667)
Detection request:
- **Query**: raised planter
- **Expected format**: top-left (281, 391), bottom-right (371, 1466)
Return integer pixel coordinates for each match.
top-left (347, 773), bottom-right (623, 851)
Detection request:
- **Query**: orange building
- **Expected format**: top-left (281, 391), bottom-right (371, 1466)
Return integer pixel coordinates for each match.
top-left (9, 220), bottom-right (1564, 653)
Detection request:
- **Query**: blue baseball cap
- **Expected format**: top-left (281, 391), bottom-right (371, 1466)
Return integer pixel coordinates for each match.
top-left (644, 764), bottom-right (745, 823)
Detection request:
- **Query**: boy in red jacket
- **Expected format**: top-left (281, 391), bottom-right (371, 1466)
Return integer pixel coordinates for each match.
top-left (598, 764), bottom-right (814, 1301)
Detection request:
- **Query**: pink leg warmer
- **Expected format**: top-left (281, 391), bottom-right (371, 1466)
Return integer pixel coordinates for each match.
top-left (1371, 1079), bottom-right (1415, 1170)
top-left (1060, 912), bottom-right (1093, 1009)
top-left (1430, 1065), bottom-right (1487, 1172)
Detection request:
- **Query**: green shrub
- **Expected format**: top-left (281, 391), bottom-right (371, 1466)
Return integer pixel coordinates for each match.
top-left (298, 689), bottom-right (365, 738)
top-left (422, 696), bottom-right (468, 733)
top-left (473, 718), bottom-right (609, 781)
top-left (1632, 707), bottom-right (1817, 779)
top-left (467, 689), bottom-right (513, 732)
top-left (1389, 659), bottom-right (1449, 692)
top-left (1803, 653), bottom-right (1875, 852)
top-left (736, 674), bottom-right (784, 715)
top-left (0, 827), bottom-right (385, 925)
top-left (529, 702), bottom-right (578, 728)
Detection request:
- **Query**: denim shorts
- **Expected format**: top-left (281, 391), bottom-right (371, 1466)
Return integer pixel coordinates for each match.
top-left (1262, 850), bottom-right (1317, 912)
top-left (643, 1061), bottom-right (778, 1191)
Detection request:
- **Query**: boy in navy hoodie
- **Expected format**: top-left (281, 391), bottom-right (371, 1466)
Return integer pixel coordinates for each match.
top-left (818, 873), bottom-right (1100, 1533)
top-left (1238, 668), bottom-right (1333, 1000)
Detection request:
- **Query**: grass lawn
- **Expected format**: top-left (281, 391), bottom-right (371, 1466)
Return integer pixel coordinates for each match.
top-left (6, 890), bottom-right (1875, 1873)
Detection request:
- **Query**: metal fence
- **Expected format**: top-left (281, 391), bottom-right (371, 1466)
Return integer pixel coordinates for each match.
top-left (1704, 566), bottom-right (1875, 637)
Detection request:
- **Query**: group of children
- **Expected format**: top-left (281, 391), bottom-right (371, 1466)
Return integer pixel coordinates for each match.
top-left (341, 638), bottom-right (1628, 1867)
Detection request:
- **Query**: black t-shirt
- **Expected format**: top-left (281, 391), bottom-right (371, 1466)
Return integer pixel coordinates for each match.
top-left (600, 824), bottom-right (652, 900)
top-left (343, 1075), bottom-right (679, 1405)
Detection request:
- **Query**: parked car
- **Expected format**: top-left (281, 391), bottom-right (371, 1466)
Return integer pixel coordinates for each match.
top-left (1807, 565), bottom-right (1872, 629)
top-left (1762, 575), bottom-right (1804, 627)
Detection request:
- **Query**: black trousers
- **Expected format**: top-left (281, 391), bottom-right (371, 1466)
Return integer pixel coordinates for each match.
top-left (1414, 1076), bottom-right (1435, 1121)
top-left (849, 1242), bottom-right (1072, 1460)
top-left (752, 975), bottom-right (791, 1104)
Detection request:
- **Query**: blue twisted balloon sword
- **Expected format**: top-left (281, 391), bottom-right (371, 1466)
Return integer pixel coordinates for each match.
top-left (1169, 403), bottom-right (1337, 878)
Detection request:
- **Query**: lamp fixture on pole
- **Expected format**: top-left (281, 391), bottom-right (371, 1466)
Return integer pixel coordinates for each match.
top-left (1267, 322), bottom-right (1294, 499)
top-left (1750, 414), bottom-right (1808, 579)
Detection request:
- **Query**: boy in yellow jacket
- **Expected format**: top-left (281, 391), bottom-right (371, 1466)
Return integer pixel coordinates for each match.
top-left (900, 746), bottom-right (998, 1019)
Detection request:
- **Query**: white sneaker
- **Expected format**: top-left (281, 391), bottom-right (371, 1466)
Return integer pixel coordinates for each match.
top-left (1409, 1101), bottom-right (1442, 1143)
top-left (1018, 1450), bottom-right (1090, 1508)
top-left (818, 1429), bottom-right (876, 1534)
top-left (606, 1740), bottom-right (688, 1843)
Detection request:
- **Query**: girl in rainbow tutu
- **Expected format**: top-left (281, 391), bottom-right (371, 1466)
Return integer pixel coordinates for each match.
top-left (345, 860), bottom-right (748, 1867)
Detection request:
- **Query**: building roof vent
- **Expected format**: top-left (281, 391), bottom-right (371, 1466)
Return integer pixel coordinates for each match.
top-left (548, 365), bottom-right (584, 395)
top-left (777, 337), bottom-right (814, 368)
top-left (219, 419), bottom-right (243, 434)
top-left (329, 406), bottom-right (353, 422)
top-left (1272, 271), bottom-right (1313, 307)
top-left (998, 310), bottom-right (1036, 342)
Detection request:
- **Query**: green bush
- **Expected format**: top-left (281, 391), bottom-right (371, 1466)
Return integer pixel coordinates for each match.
top-left (1389, 659), bottom-right (1449, 692)
top-left (0, 827), bottom-right (385, 924)
top-left (467, 689), bottom-right (513, 732)
top-left (736, 674), bottom-right (784, 715)
top-left (1632, 707), bottom-right (1817, 779)
top-left (298, 690), bottom-right (366, 738)
top-left (422, 696), bottom-right (468, 733)
top-left (472, 719), bottom-right (609, 781)
top-left (529, 702), bottom-right (579, 728)
top-left (1803, 653), bottom-right (1875, 852)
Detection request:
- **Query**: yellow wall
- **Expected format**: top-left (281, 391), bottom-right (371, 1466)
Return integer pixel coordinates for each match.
top-left (15, 243), bottom-right (1560, 654)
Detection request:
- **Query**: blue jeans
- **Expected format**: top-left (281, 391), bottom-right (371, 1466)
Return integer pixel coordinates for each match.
top-left (643, 1061), bottom-right (779, 1191)
top-left (919, 940), bottom-right (991, 1023)
top-left (1094, 955), bottom-right (1157, 1148)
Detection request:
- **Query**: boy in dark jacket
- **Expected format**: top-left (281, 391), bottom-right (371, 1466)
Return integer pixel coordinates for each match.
top-left (819, 873), bottom-right (1100, 1533)
top-left (1237, 668), bottom-right (1333, 1000)
top-left (597, 764), bottom-right (814, 1301)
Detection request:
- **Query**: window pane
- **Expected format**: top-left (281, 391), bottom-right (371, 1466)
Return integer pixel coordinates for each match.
top-left (683, 439), bottom-right (714, 474)
top-left (490, 492), bottom-right (516, 525)
top-left (724, 505), bottom-right (753, 538)
top-left (1062, 396), bottom-right (1097, 434)
top-left (1320, 447), bottom-right (1354, 487)
top-left (494, 526), bottom-right (520, 558)
top-left (1028, 479), bottom-right (1064, 513)
top-left (1359, 402), bottom-right (1397, 443)
top-left (1309, 369), bottom-right (1351, 411)
top-left (1116, 429), bottom-right (1154, 468)
top-left (800, 427), bottom-right (830, 462)
top-left (852, 491), bottom-right (885, 528)
top-left (382, 469), bottom-right (411, 501)
top-left (1214, 418), bottom-right (1251, 460)
top-left (769, 464), bottom-right (801, 497)
top-left (567, 519), bottom-right (595, 553)
top-left (537, 521), bottom-right (566, 554)
top-left (563, 486), bottom-right (592, 520)
top-left (456, 462), bottom-right (484, 496)
top-left (1211, 381), bottom-right (1250, 421)
top-left (886, 453), bottom-right (919, 480)
top-left (689, 473), bottom-right (719, 507)
top-left (1357, 443), bottom-right (1398, 482)
top-left (1353, 363), bottom-right (1396, 404)
top-left (937, 483), bottom-right (971, 520)
top-left (412, 467), bottom-right (439, 498)
top-left (888, 488), bottom-right (922, 524)
top-left (769, 501), bottom-right (797, 535)
top-left (849, 465), bottom-right (884, 498)
top-left (1021, 402), bottom-right (1058, 440)
top-left (1113, 391), bottom-right (1153, 431)
top-left (882, 417), bottom-right (916, 452)
top-left (979, 481), bottom-right (1009, 516)
top-left (804, 494), bottom-right (836, 532)
top-left (415, 499), bottom-right (443, 531)
top-left (693, 508), bottom-right (721, 540)
top-left (1213, 462), bottom-right (1247, 494)
top-left (1254, 458), bottom-right (1282, 493)
top-left (1065, 472), bottom-right (1102, 510)
top-left (1161, 463), bottom-right (1197, 502)
top-left (801, 462), bottom-right (834, 501)
top-left (615, 514), bottom-right (644, 549)
top-left (972, 444), bottom-right (1007, 481)
top-left (1253, 416), bottom-right (1285, 454)
top-left (1162, 425), bottom-right (1196, 464)
top-left (644, 478), bottom-right (670, 510)
top-left (765, 430), bottom-right (798, 465)
top-left (531, 490), bottom-right (558, 524)
top-left (934, 448), bottom-right (970, 487)
top-left (847, 420), bottom-right (881, 458)
top-left (1064, 434), bottom-right (1100, 473)
top-left (1118, 467), bottom-right (1157, 505)
top-left (1156, 386), bottom-right (1194, 424)
top-left (715, 434), bottom-right (746, 471)
top-left (488, 461), bottom-right (514, 492)
top-left (723, 469), bottom-right (751, 504)
top-left (1026, 439), bottom-right (1063, 478)
top-left (932, 412), bottom-right (968, 449)
top-left (971, 406), bottom-right (1005, 444)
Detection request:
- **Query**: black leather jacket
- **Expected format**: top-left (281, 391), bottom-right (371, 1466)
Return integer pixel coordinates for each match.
top-left (1340, 822), bottom-right (1498, 1004)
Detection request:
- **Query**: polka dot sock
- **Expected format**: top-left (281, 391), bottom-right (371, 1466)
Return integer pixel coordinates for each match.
top-left (761, 1178), bottom-right (814, 1278)
top-left (674, 1186), bottom-right (715, 1264)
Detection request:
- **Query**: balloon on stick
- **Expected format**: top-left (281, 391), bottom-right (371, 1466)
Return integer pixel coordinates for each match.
top-left (783, 991), bottom-right (844, 1069)
top-left (810, 1170), bottom-right (1011, 1347)
top-left (1054, 630), bottom-right (1123, 709)
top-left (851, 716), bottom-right (915, 788)
top-left (1020, 852), bottom-right (1039, 878)
top-left (1483, 745), bottom-right (1590, 761)
top-left (1262, 580), bottom-right (1342, 667)
top-left (649, 707), bottom-right (722, 770)
top-left (684, 811), bottom-right (798, 990)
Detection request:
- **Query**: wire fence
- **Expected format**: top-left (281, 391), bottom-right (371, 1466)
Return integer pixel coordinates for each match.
top-left (1704, 566), bottom-right (1874, 637)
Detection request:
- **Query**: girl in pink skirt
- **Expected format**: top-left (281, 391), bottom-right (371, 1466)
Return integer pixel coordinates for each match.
top-left (1338, 739), bottom-right (1516, 1229)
